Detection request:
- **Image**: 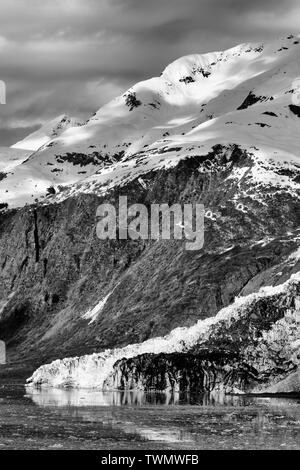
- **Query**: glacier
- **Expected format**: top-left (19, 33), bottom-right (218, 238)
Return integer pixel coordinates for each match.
top-left (27, 271), bottom-right (300, 390)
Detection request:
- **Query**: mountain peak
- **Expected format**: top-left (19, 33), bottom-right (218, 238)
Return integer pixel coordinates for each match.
top-left (11, 114), bottom-right (81, 151)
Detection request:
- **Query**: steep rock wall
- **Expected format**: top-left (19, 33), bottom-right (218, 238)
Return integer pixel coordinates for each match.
top-left (0, 146), bottom-right (299, 364)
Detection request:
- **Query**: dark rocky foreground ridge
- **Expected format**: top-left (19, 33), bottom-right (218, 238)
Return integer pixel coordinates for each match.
top-left (0, 144), bottom-right (299, 392)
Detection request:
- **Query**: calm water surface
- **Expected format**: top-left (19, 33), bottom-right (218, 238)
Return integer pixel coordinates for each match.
top-left (0, 380), bottom-right (299, 449)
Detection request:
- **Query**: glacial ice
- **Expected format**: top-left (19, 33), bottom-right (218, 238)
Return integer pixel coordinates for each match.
top-left (27, 272), bottom-right (300, 389)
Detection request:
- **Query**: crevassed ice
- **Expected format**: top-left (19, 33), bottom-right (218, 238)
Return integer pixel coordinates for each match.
top-left (26, 272), bottom-right (300, 389)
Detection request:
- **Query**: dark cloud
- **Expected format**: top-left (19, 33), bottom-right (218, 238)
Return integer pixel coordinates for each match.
top-left (0, 125), bottom-right (39, 146)
top-left (0, 0), bottom-right (298, 145)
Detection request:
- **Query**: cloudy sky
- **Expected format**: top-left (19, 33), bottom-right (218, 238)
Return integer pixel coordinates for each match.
top-left (0, 0), bottom-right (299, 145)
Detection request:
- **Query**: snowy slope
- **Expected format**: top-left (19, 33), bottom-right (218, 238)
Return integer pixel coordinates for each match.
top-left (0, 147), bottom-right (31, 173)
top-left (11, 115), bottom-right (82, 151)
top-left (1, 34), bottom-right (300, 207)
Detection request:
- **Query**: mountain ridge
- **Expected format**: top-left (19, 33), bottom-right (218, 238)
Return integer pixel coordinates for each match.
top-left (0, 34), bottom-right (299, 208)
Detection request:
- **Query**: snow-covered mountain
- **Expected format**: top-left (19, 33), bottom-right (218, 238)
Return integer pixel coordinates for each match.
top-left (1, 34), bottom-right (300, 208)
top-left (0, 34), bottom-right (300, 395)
top-left (0, 115), bottom-right (82, 207)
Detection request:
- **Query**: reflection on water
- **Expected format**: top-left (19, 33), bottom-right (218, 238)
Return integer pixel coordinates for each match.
top-left (25, 386), bottom-right (300, 408)
top-left (0, 364), bottom-right (299, 449)
top-left (22, 387), bottom-right (300, 448)
top-left (25, 387), bottom-right (256, 407)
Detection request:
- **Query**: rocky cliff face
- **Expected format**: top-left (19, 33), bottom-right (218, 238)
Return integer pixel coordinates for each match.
top-left (0, 144), bottom-right (299, 366)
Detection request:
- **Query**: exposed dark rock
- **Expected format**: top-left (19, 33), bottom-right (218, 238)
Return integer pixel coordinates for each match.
top-left (262, 111), bottom-right (278, 117)
top-left (237, 92), bottom-right (271, 110)
top-left (179, 76), bottom-right (195, 84)
top-left (33, 210), bottom-right (40, 263)
top-left (55, 152), bottom-right (110, 166)
top-left (289, 105), bottom-right (300, 117)
top-left (0, 203), bottom-right (8, 211)
top-left (105, 352), bottom-right (256, 393)
top-left (124, 92), bottom-right (142, 111)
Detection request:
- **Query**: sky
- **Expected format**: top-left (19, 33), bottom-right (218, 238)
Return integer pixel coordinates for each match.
top-left (0, 0), bottom-right (299, 145)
